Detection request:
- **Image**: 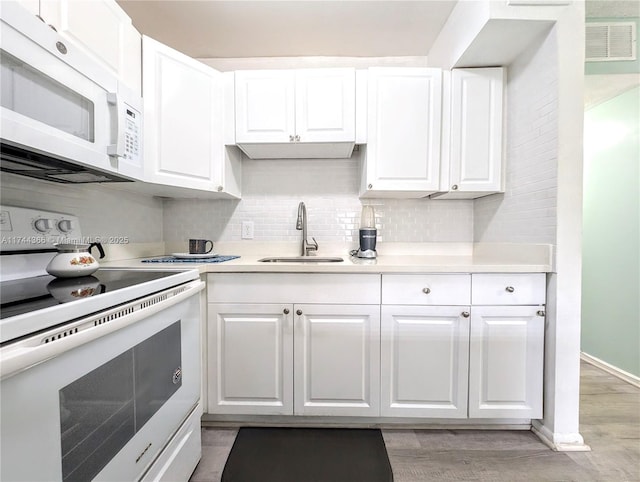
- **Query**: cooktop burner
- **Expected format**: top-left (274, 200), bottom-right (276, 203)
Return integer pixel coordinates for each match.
top-left (1, 269), bottom-right (183, 320)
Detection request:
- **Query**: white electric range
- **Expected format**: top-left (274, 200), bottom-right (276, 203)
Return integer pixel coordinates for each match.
top-left (0, 205), bottom-right (204, 482)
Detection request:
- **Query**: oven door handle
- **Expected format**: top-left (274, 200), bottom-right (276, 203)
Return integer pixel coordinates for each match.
top-left (1, 279), bottom-right (205, 380)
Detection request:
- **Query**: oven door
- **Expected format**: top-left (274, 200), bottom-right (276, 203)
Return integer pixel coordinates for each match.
top-left (0, 2), bottom-right (118, 174)
top-left (0, 279), bottom-right (204, 482)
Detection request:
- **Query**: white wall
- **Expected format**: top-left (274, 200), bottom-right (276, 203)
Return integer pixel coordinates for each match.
top-left (0, 173), bottom-right (164, 242)
top-left (474, 31), bottom-right (558, 245)
top-left (162, 154), bottom-right (473, 246)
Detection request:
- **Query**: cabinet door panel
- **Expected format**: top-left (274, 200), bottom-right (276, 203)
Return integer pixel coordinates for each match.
top-left (294, 304), bottom-right (380, 416)
top-left (143, 36), bottom-right (220, 191)
top-left (364, 68), bottom-right (442, 195)
top-left (42, 0), bottom-right (141, 93)
top-left (235, 70), bottom-right (294, 143)
top-left (295, 69), bottom-right (355, 143)
top-left (469, 306), bottom-right (544, 419)
top-left (207, 304), bottom-right (293, 415)
top-left (450, 68), bottom-right (503, 193)
top-left (381, 306), bottom-right (469, 418)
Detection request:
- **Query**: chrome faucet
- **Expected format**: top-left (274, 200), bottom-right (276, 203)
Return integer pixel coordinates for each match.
top-left (296, 202), bottom-right (318, 256)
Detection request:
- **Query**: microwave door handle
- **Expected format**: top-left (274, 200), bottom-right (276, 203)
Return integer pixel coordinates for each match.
top-left (106, 92), bottom-right (123, 158)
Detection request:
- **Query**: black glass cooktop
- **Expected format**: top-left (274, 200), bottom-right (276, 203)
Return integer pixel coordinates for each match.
top-left (0, 270), bottom-right (182, 320)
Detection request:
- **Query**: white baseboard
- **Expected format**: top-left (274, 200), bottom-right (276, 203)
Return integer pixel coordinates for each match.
top-left (581, 352), bottom-right (640, 388)
top-left (531, 422), bottom-right (591, 452)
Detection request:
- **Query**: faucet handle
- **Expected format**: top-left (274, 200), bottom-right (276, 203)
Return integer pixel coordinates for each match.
top-left (306, 237), bottom-right (319, 255)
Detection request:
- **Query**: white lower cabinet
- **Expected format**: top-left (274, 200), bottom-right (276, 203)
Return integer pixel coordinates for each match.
top-left (468, 274), bottom-right (546, 419)
top-left (206, 273), bottom-right (380, 417)
top-left (294, 304), bottom-right (380, 416)
top-left (206, 272), bottom-right (546, 422)
top-left (468, 306), bottom-right (545, 419)
top-left (380, 305), bottom-right (470, 418)
top-left (207, 303), bottom-right (293, 415)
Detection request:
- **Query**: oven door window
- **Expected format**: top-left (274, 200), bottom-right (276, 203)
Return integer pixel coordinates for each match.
top-left (59, 322), bottom-right (181, 482)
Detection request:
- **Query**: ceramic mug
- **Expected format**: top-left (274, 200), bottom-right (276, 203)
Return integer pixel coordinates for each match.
top-left (189, 239), bottom-right (214, 254)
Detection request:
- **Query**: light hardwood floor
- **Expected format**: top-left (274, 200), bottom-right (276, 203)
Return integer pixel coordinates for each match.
top-left (191, 362), bottom-right (640, 481)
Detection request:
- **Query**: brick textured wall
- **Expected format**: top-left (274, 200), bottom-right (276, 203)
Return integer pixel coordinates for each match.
top-left (0, 174), bottom-right (164, 242)
top-left (473, 31), bottom-right (558, 245)
top-left (163, 153), bottom-right (473, 244)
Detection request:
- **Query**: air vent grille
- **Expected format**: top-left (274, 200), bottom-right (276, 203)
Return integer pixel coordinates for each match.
top-left (38, 283), bottom-right (191, 347)
top-left (586, 22), bottom-right (637, 61)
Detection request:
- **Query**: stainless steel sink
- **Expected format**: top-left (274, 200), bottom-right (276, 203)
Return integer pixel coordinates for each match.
top-left (258, 256), bottom-right (344, 263)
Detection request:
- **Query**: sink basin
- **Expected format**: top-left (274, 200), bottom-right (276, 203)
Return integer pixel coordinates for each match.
top-left (258, 256), bottom-right (344, 263)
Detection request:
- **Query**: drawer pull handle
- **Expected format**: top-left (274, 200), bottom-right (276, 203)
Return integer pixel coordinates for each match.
top-left (422, 287), bottom-right (431, 294)
top-left (283, 308), bottom-right (290, 315)
top-left (461, 311), bottom-right (470, 318)
top-left (505, 286), bottom-right (515, 293)
top-left (537, 310), bottom-right (546, 317)
top-left (296, 309), bottom-right (303, 316)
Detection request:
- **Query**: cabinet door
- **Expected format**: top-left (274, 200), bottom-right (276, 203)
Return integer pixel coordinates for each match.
top-left (469, 306), bottom-right (544, 419)
top-left (294, 304), bottom-right (380, 416)
top-left (41, 0), bottom-right (141, 94)
top-left (363, 68), bottom-right (442, 197)
top-left (143, 36), bottom-right (223, 192)
top-left (380, 306), bottom-right (469, 418)
top-left (235, 70), bottom-right (295, 143)
top-left (448, 68), bottom-right (504, 196)
top-left (207, 304), bottom-right (293, 415)
top-left (295, 69), bottom-right (355, 143)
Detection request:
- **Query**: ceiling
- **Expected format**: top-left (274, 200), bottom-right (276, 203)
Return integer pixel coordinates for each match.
top-left (116, 1), bottom-right (458, 59)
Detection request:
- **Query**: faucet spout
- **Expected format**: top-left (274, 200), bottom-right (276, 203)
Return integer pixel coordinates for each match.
top-left (295, 202), bottom-right (318, 256)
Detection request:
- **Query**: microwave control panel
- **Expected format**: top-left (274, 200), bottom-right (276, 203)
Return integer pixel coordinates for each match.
top-left (123, 104), bottom-right (141, 162)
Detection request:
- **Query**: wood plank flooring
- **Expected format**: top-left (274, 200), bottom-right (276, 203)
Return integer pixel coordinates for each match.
top-left (190, 361), bottom-right (640, 481)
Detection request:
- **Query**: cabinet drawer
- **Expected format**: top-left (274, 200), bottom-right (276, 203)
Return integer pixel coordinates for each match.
top-left (382, 274), bottom-right (470, 305)
top-left (472, 274), bottom-right (545, 305)
top-left (207, 273), bottom-right (381, 304)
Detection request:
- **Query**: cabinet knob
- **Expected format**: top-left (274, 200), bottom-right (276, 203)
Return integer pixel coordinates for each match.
top-left (295, 135), bottom-right (300, 142)
top-left (537, 310), bottom-right (546, 317)
top-left (452, 185), bottom-right (458, 190)
top-left (283, 308), bottom-right (290, 315)
top-left (289, 135), bottom-right (294, 142)
top-left (217, 185), bottom-right (223, 192)
top-left (56, 41), bottom-right (67, 55)
top-left (368, 184), bottom-right (373, 189)
top-left (461, 311), bottom-right (470, 318)
top-left (422, 287), bottom-right (431, 294)
top-left (505, 286), bottom-right (515, 293)
top-left (296, 309), bottom-right (303, 316)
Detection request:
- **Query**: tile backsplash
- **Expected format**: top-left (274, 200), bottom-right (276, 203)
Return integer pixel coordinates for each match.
top-left (163, 153), bottom-right (474, 245)
top-left (0, 173), bottom-right (164, 243)
top-left (474, 29), bottom-right (558, 245)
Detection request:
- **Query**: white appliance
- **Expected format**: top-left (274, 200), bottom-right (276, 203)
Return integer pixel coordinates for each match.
top-left (0, 1), bottom-right (143, 183)
top-left (0, 206), bottom-right (204, 481)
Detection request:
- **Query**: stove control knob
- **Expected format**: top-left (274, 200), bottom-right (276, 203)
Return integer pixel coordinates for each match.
top-left (57, 219), bottom-right (74, 233)
top-left (34, 218), bottom-right (54, 232)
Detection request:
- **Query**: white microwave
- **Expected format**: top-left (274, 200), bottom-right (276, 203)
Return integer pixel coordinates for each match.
top-left (0, 2), bottom-right (143, 183)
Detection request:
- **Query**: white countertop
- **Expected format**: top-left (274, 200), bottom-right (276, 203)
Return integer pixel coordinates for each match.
top-left (101, 242), bottom-right (553, 274)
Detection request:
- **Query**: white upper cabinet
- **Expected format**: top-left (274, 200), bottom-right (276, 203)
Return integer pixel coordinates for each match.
top-left (234, 69), bottom-right (356, 159)
top-left (142, 36), bottom-right (241, 197)
top-left (39, 0), bottom-right (142, 95)
top-left (361, 68), bottom-right (443, 198)
top-left (434, 68), bottom-right (504, 199)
